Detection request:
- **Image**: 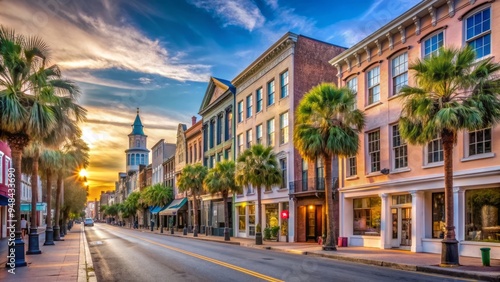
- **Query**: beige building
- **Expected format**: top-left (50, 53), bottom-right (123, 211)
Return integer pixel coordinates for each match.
top-left (330, 0), bottom-right (500, 258)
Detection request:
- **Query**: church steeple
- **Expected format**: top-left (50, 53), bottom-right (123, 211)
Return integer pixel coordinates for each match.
top-left (131, 108), bottom-right (145, 136)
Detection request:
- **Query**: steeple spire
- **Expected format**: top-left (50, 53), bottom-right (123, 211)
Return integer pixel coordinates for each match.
top-left (131, 108), bottom-right (145, 136)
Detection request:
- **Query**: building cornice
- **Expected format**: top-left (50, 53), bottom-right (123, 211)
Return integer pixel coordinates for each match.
top-left (231, 32), bottom-right (298, 89)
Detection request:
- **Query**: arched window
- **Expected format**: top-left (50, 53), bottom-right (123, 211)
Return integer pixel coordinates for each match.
top-left (135, 154), bottom-right (140, 165)
top-left (131, 154), bottom-right (135, 165)
top-left (141, 154), bottom-right (145, 164)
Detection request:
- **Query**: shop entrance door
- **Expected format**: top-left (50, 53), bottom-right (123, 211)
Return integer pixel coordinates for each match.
top-left (391, 207), bottom-right (412, 249)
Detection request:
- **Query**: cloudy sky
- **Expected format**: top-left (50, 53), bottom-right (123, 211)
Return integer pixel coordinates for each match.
top-left (0, 0), bottom-right (421, 200)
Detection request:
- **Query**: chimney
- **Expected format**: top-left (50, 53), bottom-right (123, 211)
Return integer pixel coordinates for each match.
top-left (192, 116), bottom-right (197, 126)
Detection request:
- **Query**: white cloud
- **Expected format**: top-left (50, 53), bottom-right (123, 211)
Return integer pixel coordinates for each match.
top-left (188, 0), bottom-right (265, 31)
top-left (0, 1), bottom-right (211, 82)
top-left (138, 77), bottom-right (153, 85)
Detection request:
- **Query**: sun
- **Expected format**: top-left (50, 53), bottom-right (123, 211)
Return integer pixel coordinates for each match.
top-left (79, 169), bottom-right (88, 178)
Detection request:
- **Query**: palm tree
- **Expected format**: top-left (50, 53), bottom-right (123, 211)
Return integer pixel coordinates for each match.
top-left (235, 144), bottom-right (282, 245)
top-left (0, 26), bottom-right (85, 263)
top-left (204, 160), bottom-right (242, 241)
top-left (178, 164), bottom-right (208, 237)
top-left (121, 191), bottom-right (142, 227)
top-left (39, 149), bottom-right (59, 245)
top-left (54, 138), bottom-right (89, 240)
top-left (398, 46), bottom-right (500, 265)
top-left (141, 183), bottom-right (173, 230)
top-left (294, 83), bottom-right (365, 250)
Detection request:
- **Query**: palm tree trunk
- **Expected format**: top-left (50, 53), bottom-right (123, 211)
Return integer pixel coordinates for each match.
top-left (44, 169), bottom-right (55, 245)
top-left (53, 174), bottom-right (62, 240)
top-left (192, 192), bottom-right (198, 237)
top-left (323, 155), bottom-right (336, 251)
top-left (256, 186), bottom-right (263, 245)
top-left (223, 191), bottom-right (230, 241)
top-left (10, 145), bottom-right (27, 266)
top-left (441, 130), bottom-right (459, 265)
top-left (27, 149), bottom-right (42, 254)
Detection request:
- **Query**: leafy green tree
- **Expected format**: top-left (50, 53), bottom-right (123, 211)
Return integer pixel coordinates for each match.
top-left (0, 26), bottom-right (85, 256)
top-left (121, 192), bottom-right (142, 225)
top-left (294, 83), bottom-right (365, 250)
top-left (235, 144), bottom-right (282, 245)
top-left (398, 46), bottom-right (500, 265)
top-left (178, 163), bottom-right (208, 237)
top-left (204, 160), bottom-right (242, 240)
top-left (62, 180), bottom-right (87, 224)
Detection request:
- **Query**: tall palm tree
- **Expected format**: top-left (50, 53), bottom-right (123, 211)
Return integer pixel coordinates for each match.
top-left (235, 144), bottom-right (282, 245)
top-left (398, 46), bottom-right (500, 265)
top-left (39, 149), bottom-right (59, 245)
top-left (294, 83), bottom-right (365, 250)
top-left (0, 26), bottom-right (85, 263)
top-left (178, 164), bottom-right (208, 237)
top-left (204, 160), bottom-right (242, 241)
top-left (53, 138), bottom-right (89, 240)
top-left (121, 191), bottom-right (142, 227)
top-left (141, 183), bottom-right (173, 230)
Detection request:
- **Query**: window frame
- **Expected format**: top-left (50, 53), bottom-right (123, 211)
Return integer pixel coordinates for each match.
top-left (466, 128), bottom-right (492, 157)
top-left (346, 155), bottom-right (357, 178)
top-left (390, 52), bottom-right (408, 96)
top-left (237, 100), bottom-right (243, 123)
top-left (246, 94), bottom-right (253, 118)
top-left (267, 118), bottom-right (275, 147)
top-left (279, 112), bottom-right (289, 145)
top-left (279, 158), bottom-right (287, 189)
top-left (256, 88), bottom-right (263, 113)
top-left (367, 66), bottom-right (381, 105)
top-left (367, 129), bottom-right (381, 173)
top-left (256, 124), bottom-right (263, 145)
top-left (346, 76), bottom-right (358, 109)
top-left (246, 129), bottom-right (253, 149)
top-left (280, 70), bottom-right (289, 99)
top-left (426, 135), bottom-right (443, 165)
top-left (237, 133), bottom-right (243, 155)
top-left (391, 124), bottom-right (408, 170)
top-left (464, 6), bottom-right (491, 59)
top-left (267, 80), bottom-right (275, 106)
top-left (422, 30), bottom-right (444, 58)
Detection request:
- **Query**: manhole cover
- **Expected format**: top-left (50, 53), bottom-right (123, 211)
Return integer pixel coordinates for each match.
top-left (89, 241), bottom-right (103, 246)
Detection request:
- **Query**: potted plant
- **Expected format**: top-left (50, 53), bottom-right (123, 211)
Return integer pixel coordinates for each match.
top-left (264, 227), bottom-right (272, 240)
top-left (271, 226), bottom-right (280, 240)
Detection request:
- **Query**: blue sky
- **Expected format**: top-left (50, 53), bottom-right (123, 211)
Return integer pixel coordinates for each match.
top-left (0, 0), bottom-right (421, 197)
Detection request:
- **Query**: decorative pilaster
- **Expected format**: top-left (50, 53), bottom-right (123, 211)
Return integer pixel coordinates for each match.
top-left (380, 193), bottom-right (391, 249)
top-left (453, 187), bottom-right (465, 241)
top-left (410, 190), bottom-right (424, 252)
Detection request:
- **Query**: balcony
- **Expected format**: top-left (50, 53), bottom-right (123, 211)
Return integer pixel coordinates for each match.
top-left (289, 177), bottom-right (338, 199)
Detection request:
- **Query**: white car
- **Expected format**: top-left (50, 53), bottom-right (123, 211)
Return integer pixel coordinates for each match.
top-left (84, 218), bottom-right (94, 227)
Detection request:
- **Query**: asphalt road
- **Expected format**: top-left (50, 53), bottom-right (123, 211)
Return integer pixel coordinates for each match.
top-left (86, 224), bottom-right (474, 282)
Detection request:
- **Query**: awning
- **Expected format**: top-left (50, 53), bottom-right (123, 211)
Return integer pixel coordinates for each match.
top-left (149, 204), bottom-right (170, 215)
top-left (20, 203), bottom-right (46, 212)
top-left (159, 198), bottom-right (187, 216)
top-left (0, 195), bottom-right (8, 206)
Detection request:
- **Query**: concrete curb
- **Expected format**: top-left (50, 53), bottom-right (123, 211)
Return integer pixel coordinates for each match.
top-left (143, 229), bottom-right (241, 245)
top-left (416, 266), bottom-right (500, 282)
top-left (80, 225), bottom-right (97, 282)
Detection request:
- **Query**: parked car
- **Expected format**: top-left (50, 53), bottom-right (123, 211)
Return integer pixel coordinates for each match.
top-left (84, 218), bottom-right (94, 227)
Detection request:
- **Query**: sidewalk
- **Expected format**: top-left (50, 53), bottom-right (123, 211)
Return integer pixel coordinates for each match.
top-left (0, 224), bottom-right (88, 282)
top-left (137, 226), bottom-right (500, 282)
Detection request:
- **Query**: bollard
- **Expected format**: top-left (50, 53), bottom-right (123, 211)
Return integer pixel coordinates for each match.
top-left (480, 248), bottom-right (491, 266)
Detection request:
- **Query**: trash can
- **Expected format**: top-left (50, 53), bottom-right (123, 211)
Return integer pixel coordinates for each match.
top-left (342, 237), bottom-right (348, 247)
top-left (480, 248), bottom-right (491, 266)
top-left (337, 237), bottom-right (343, 247)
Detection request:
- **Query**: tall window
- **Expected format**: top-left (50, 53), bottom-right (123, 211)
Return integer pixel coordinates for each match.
top-left (217, 115), bottom-right (223, 145)
top-left (465, 188), bottom-right (500, 242)
top-left (431, 193), bottom-right (445, 239)
top-left (256, 88), bottom-right (263, 113)
top-left (209, 120), bottom-right (214, 148)
top-left (427, 135), bottom-right (443, 163)
top-left (246, 129), bottom-right (253, 148)
top-left (279, 158), bottom-right (287, 189)
top-left (465, 8), bottom-right (491, 59)
top-left (347, 155), bottom-right (357, 177)
top-left (267, 118), bottom-right (275, 146)
top-left (0, 153), bottom-right (3, 184)
top-left (256, 124), bottom-right (263, 144)
top-left (238, 206), bottom-right (246, 232)
top-left (199, 142), bottom-right (202, 159)
top-left (267, 80), bottom-right (275, 106)
top-left (248, 204), bottom-right (255, 235)
top-left (423, 31), bottom-right (443, 58)
top-left (392, 125), bottom-right (407, 169)
top-left (392, 53), bottom-right (408, 95)
top-left (367, 66), bottom-right (380, 104)
top-left (315, 157), bottom-right (324, 190)
top-left (302, 159), bottom-right (308, 191)
top-left (279, 112), bottom-right (289, 144)
top-left (347, 77), bottom-right (358, 109)
top-left (280, 70), bottom-right (289, 98)
top-left (226, 111), bottom-right (232, 140)
top-left (237, 101), bottom-right (243, 123)
top-left (353, 197), bottom-right (382, 236)
top-left (368, 130), bottom-right (380, 173)
top-left (468, 128), bottom-right (491, 156)
top-left (194, 143), bottom-right (197, 162)
top-left (246, 95), bottom-right (253, 118)
top-left (237, 134), bottom-right (243, 155)
top-left (203, 125), bottom-right (208, 151)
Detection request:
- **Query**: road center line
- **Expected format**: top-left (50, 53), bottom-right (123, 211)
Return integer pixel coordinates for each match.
top-left (107, 227), bottom-right (284, 282)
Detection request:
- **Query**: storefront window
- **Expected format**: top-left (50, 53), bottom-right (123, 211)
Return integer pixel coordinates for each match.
top-left (353, 197), bottom-right (381, 236)
top-left (465, 188), bottom-right (500, 242)
top-left (432, 193), bottom-right (445, 239)
top-left (249, 204), bottom-right (255, 236)
top-left (238, 206), bottom-right (245, 232)
top-left (281, 202), bottom-right (289, 236)
top-left (265, 203), bottom-right (279, 228)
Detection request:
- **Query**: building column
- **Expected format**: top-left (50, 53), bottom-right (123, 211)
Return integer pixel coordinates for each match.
top-left (453, 186), bottom-right (465, 242)
top-left (411, 190), bottom-right (424, 252)
top-left (379, 193), bottom-right (390, 249)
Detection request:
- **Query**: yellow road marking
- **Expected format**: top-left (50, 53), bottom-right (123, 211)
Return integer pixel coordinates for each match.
top-left (108, 227), bottom-right (283, 282)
